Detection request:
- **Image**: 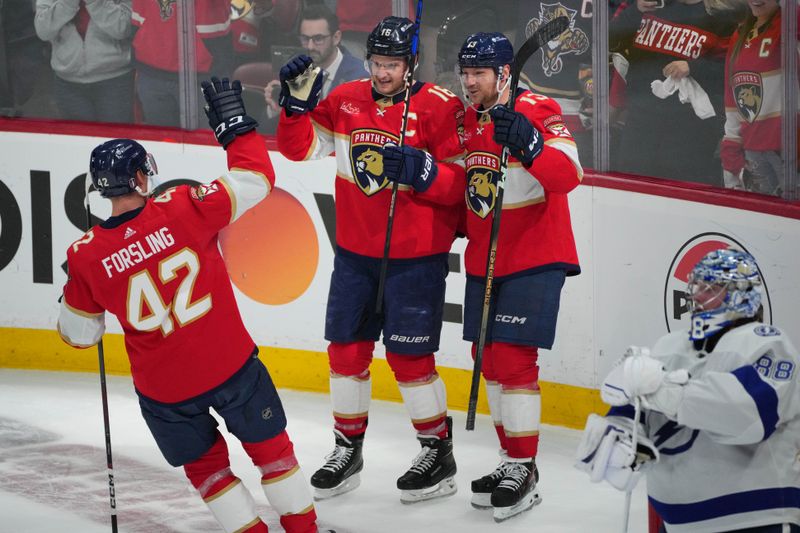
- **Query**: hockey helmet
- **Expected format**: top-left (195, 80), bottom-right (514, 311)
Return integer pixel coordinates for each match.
top-left (366, 16), bottom-right (416, 59)
top-left (89, 139), bottom-right (157, 198)
top-left (687, 248), bottom-right (763, 340)
top-left (458, 32), bottom-right (514, 74)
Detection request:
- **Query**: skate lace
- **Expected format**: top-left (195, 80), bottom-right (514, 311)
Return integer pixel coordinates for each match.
top-left (489, 461), bottom-right (512, 481)
top-left (407, 445), bottom-right (438, 474)
top-left (497, 463), bottom-right (530, 490)
top-left (320, 444), bottom-right (353, 473)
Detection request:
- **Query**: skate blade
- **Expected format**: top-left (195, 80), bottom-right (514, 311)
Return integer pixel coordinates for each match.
top-left (400, 477), bottom-right (457, 504)
top-left (313, 473), bottom-right (361, 501)
top-left (492, 490), bottom-right (541, 523)
top-left (470, 493), bottom-right (493, 510)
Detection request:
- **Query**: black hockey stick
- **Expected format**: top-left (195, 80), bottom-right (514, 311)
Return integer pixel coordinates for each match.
top-left (466, 16), bottom-right (570, 431)
top-left (84, 177), bottom-right (119, 533)
top-left (375, 0), bottom-right (424, 314)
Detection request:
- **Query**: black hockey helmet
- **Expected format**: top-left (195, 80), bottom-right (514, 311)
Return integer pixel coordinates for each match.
top-left (366, 16), bottom-right (416, 59)
top-left (458, 32), bottom-right (514, 74)
top-left (89, 139), bottom-right (157, 198)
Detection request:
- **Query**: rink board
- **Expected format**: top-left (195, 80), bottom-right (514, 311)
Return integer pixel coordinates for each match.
top-left (1, 131), bottom-right (798, 429)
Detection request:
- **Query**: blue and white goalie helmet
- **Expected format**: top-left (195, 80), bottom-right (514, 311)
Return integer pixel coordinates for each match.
top-left (89, 139), bottom-right (157, 198)
top-left (687, 248), bottom-right (763, 340)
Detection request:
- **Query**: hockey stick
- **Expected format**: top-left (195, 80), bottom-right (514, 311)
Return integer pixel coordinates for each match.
top-left (375, 0), bottom-right (424, 314)
top-left (85, 176), bottom-right (119, 533)
top-left (465, 16), bottom-right (570, 431)
top-left (622, 397), bottom-right (641, 533)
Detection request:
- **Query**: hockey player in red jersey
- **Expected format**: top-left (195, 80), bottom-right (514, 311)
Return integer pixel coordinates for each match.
top-left (57, 77), bottom-right (323, 533)
top-left (457, 32), bottom-right (582, 522)
top-left (275, 16), bottom-right (465, 503)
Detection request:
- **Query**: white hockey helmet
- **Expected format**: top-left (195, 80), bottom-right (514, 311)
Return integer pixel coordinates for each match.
top-left (687, 248), bottom-right (763, 340)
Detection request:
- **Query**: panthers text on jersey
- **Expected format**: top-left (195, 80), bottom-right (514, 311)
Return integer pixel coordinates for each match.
top-left (277, 79), bottom-right (465, 259)
top-left (461, 90), bottom-right (582, 279)
top-left (58, 132), bottom-right (274, 403)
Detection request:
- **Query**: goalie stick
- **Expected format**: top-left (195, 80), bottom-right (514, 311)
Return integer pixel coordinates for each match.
top-left (85, 177), bottom-right (119, 533)
top-left (375, 0), bottom-right (424, 314)
top-left (465, 15), bottom-right (570, 431)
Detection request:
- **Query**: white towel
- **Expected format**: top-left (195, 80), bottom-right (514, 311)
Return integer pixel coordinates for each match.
top-left (650, 76), bottom-right (716, 119)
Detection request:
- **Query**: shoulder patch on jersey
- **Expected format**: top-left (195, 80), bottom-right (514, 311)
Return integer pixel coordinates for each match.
top-left (544, 115), bottom-right (572, 138)
top-left (191, 182), bottom-right (219, 201)
top-left (754, 325), bottom-right (781, 337)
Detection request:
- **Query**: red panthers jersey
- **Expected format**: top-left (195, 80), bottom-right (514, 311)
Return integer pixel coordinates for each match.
top-left (462, 91), bottom-right (582, 278)
top-left (58, 133), bottom-right (274, 403)
top-left (721, 11), bottom-right (794, 174)
top-left (277, 79), bottom-right (465, 259)
top-left (131, 0), bottom-right (230, 73)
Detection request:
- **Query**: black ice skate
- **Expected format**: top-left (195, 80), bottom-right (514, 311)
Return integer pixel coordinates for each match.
top-left (310, 430), bottom-right (364, 500)
top-left (397, 416), bottom-right (457, 504)
top-left (490, 460), bottom-right (541, 522)
top-left (470, 460), bottom-right (511, 510)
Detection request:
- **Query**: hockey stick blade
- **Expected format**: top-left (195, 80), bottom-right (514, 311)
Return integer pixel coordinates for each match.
top-left (513, 16), bottom-right (569, 80)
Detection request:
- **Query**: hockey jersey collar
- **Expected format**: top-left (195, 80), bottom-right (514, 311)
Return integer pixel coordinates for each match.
top-left (371, 81), bottom-right (425, 106)
top-left (101, 206), bottom-right (144, 229)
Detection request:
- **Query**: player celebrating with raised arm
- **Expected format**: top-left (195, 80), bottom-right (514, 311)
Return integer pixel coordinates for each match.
top-left (578, 248), bottom-right (800, 533)
top-left (57, 77), bottom-right (325, 533)
top-left (457, 32), bottom-right (582, 522)
top-left (275, 16), bottom-right (466, 503)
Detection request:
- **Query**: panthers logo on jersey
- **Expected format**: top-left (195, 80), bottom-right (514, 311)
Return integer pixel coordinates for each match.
top-left (157, 0), bottom-right (176, 20)
top-left (732, 71), bottom-right (763, 123)
top-left (526, 3), bottom-right (589, 78)
top-left (465, 151), bottom-right (501, 219)
top-left (349, 129), bottom-right (399, 196)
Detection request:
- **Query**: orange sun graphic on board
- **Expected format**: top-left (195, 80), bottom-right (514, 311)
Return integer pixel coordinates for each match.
top-left (219, 187), bottom-right (318, 305)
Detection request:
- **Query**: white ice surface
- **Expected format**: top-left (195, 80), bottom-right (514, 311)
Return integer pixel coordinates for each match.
top-left (0, 369), bottom-right (650, 532)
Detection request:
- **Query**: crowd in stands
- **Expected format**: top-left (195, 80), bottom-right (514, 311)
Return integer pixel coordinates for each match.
top-left (0, 0), bottom-right (795, 196)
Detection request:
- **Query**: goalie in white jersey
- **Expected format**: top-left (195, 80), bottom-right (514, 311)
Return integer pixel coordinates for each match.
top-left (576, 248), bottom-right (800, 533)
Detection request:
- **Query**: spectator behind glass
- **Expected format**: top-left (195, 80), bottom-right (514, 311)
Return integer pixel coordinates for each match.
top-left (1, 0), bottom-right (50, 116)
top-left (721, 0), bottom-right (797, 195)
top-left (34, 0), bottom-right (134, 123)
top-left (609, 0), bottom-right (744, 186)
top-left (131, 0), bottom-right (231, 128)
top-left (262, 5), bottom-right (367, 122)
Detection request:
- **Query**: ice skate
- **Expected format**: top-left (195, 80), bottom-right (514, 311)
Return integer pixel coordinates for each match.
top-left (310, 430), bottom-right (364, 500)
top-left (491, 460), bottom-right (541, 522)
top-left (470, 460), bottom-right (510, 509)
top-left (397, 417), bottom-right (457, 504)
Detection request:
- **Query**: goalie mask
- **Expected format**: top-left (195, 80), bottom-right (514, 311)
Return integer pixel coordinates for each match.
top-left (89, 139), bottom-right (158, 198)
top-left (687, 248), bottom-right (763, 340)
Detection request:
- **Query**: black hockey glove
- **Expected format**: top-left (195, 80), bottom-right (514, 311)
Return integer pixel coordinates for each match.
top-left (489, 105), bottom-right (544, 166)
top-left (382, 144), bottom-right (438, 193)
top-left (201, 76), bottom-right (258, 149)
top-left (278, 54), bottom-right (324, 116)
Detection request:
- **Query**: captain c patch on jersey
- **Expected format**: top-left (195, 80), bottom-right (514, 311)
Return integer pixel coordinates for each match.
top-left (349, 129), bottom-right (399, 196)
top-left (465, 151), bottom-right (501, 219)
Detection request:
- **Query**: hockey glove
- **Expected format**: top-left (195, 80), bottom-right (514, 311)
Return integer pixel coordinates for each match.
top-left (575, 414), bottom-right (658, 492)
top-left (278, 54), bottom-right (325, 116)
top-left (601, 347), bottom-right (689, 420)
top-left (201, 76), bottom-right (258, 149)
top-left (489, 104), bottom-right (544, 166)
top-left (382, 144), bottom-right (438, 193)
